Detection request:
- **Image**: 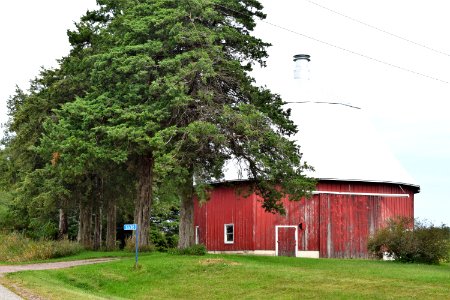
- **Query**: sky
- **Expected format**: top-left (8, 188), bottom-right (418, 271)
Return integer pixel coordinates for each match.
top-left (0, 0), bottom-right (449, 224)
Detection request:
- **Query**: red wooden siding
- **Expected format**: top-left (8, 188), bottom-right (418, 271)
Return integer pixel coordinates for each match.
top-left (298, 196), bottom-right (320, 251)
top-left (253, 196), bottom-right (321, 252)
top-left (318, 193), bottom-right (414, 258)
top-left (195, 180), bottom-right (416, 258)
top-left (254, 197), bottom-right (301, 251)
top-left (194, 184), bottom-right (256, 251)
top-left (319, 194), bottom-right (375, 258)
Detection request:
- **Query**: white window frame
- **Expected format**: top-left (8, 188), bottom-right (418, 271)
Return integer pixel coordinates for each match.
top-left (224, 224), bottom-right (234, 244)
top-left (195, 226), bottom-right (200, 245)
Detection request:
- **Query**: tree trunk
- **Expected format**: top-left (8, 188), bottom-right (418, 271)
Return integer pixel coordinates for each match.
top-left (58, 208), bottom-right (68, 240)
top-left (178, 170), bottom-right (195, 249)
top-left (93, 205), bottom-right (102, 250)
top-left (134, 154), bottom-right (154, 249)
top-left (78, 200), bottom-right (93, 249)
top-left (92, 176), bottom-right (103, 250)
top-left (106, 200), bottom-right (117, 251)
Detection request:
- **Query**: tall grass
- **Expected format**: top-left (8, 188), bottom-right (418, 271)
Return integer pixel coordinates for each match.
top-left (0, 233), bottom-right (84, 263)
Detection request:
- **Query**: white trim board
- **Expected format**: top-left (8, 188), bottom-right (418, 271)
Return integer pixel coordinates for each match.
top-left (298, 251), bottom-right (320, 258)
top-left (312, 191), bottom-right (409, 197)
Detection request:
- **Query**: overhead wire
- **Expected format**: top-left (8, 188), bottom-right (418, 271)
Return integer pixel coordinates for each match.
top-left (259, 19), bottom-right (448, 84)
top-left (214, 3), bottom-right (449, 85)
top-left (285, 101), bottom-right (361, 110)
top-left (305, 0), bottom-right (450, 58)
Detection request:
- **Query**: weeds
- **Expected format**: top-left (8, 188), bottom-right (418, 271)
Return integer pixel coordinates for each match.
top-left (123, 236), bottom-right (156, 253)
top-left (0, 232), bottom-right (84, 262)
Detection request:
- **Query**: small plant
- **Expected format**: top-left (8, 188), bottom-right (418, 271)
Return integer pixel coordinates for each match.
top-left (124, 236), bottom-right (156, 253)
top-left (368, 217), bottom-right (450, 264)
top-left (168, 244), bottom-right (207, 256)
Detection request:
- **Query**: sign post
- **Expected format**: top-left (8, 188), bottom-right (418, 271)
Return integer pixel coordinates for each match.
top-left (124, 223), bottom-right (138, 267)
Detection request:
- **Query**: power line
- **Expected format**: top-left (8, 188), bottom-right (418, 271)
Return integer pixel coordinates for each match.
top-left (214, 3), bottom-right (449, 85)
top-left (286, 101), bottom-right (361, 110)
top-left (261, 19), bottom-right (448, 84)
top-left (305, 0), bottom-right (450, 58)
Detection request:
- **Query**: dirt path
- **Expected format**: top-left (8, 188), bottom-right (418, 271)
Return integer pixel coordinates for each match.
top-left (0, 258), bottom-right (118, 300)
top-left (0, 258), bottom-right (117, 275)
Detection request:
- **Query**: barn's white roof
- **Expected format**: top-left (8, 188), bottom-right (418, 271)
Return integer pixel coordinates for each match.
top-left (222, 56), bottom-right (419, 190)
top-left (288, 101), bottom-right (418, 188)
top-left (222, 101), bottom-right (419, 189)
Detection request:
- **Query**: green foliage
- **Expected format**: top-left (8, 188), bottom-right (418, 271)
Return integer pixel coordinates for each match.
top-left (0, 191), bottom-right (12, 229)
top-left (0, 233), bottom-right (84, 263)
top-left (1, 0), bottom-right (315, 246)
top-left (150, 204), bottom-right (179, 251)
top-left (59, 0), bottom-right (314, 214)
top-left (168, 244), bottom-right (207, 256)
top-left (123, 203), bottom-right (179, 252)
top-left (413, 220), bottom-right (450, 264)
top-left (368, 217), bottom-right (450, 264)
top-left (3, 167), bottom-right (68, 239)
top-left (150, 229), bottom-right (179, 251)
top-left (1, 68), bottom-right (82, 239)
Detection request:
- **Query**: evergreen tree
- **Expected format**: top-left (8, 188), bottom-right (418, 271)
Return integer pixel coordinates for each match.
top-left (1, 68), bottom-right (79, 238)
top-left (3, 0), bottom-right (314, 248)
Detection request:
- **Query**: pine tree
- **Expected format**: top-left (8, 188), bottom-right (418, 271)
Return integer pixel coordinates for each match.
top-left (4, 0), bottom-right (314, 248)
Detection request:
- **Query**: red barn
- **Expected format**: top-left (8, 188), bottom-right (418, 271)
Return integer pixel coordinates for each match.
top-left (194, 54), bottom-right (420, 258)
top-left (194, 179), bottom-right (418, 258)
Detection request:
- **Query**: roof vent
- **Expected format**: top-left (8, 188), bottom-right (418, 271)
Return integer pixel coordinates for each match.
top-left (293, 54), bottom-right (311, 80)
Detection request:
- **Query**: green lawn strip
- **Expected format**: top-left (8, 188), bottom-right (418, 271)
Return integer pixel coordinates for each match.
top-left (2, 253), bottom-right (449, 299)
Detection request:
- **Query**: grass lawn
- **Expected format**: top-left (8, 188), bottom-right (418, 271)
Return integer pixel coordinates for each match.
top-left (1, 253), bottom-right (449, 299)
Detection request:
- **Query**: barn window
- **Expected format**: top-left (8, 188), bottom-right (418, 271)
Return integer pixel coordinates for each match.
top-left (224, 224), bottom-right (234, 244)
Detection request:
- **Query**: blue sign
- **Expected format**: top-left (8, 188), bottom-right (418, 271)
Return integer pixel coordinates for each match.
top-left (123, 224), bottom-right (139, 267)
top-left (124, 224), bottom-right (137, 231)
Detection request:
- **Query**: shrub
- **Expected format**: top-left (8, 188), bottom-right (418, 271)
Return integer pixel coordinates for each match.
top-left (0, 232), bottom-right (84, 262)
top-left (168, 244), bottom-right (207, 256)
top-left (150, 228), bottom-right (178, 251)
top-left (124, 236), bottom-right (156, 253)
top-left (368, 217), bottom-right (450, 264)
top-left (413, 220), bottom-right (450, 264)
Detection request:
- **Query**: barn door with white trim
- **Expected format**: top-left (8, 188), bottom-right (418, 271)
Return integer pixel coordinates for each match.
top-left (276, 226), bottom-right (298, 257)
